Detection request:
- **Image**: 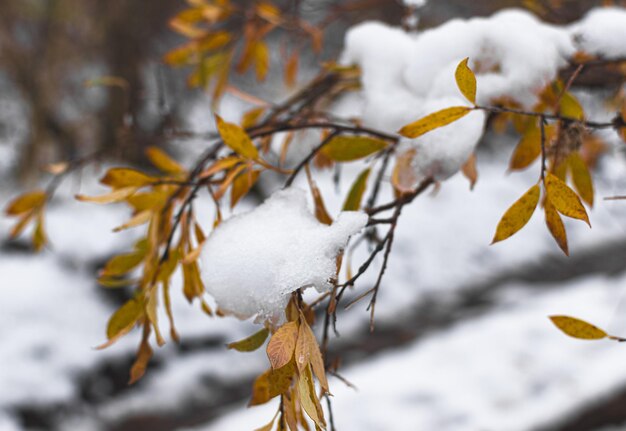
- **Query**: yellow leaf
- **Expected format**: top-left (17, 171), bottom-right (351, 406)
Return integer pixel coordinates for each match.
top-left (231, 169), bottom-right (260, 209)
top-left (126, 189), bottom-right (170, 213)
top-left (284, 50), bottom-right (299, 88)
top-left (129, 335), bottom-right (153, 384)
top-left (545, 198), bottom-right (568, 256)
top-left (257, 2), bottom-right (282, 22)
top-left (113, 210), bottom-right (152, 232)
top-left (342, 168), bottom-right (371, 211)
top-left (215, 115), bottom-right (259, 160)
top-left (146, 290), bottom-right (164, 346)
top-left (249, 361), bottom-right (296, 407)
top-left (146, 147), bottom-right (186, 175)
top-left (320, 135), bottom-right (387, 162)
top-left (10, 212), bottom-right (36, 239)
top-left (76, 186), bottom-right (139, 204)
top-left (560, 92), bottom-right (584, 120)
top-left (392, 149), bottom-right (417, 196)
top-left (549, 315), bottom-right (607, 340)
top-left (182, 260), bottom-right (204, 303)
top-left (297, 365), bottom-right (326, 429)
top-left (266, 321), bottom-right (299, 370)
top-left (491, 184), bottom-right (540, 244)
top-left (227, 328), bottom-right (270, 352)
top-left (5, 190), bottom-right (46, 215)
top-left (568, 152), bottom-right (594, 207)
top-left (254, 40), bottom-right (270, 82)
top-left (297, 317), bottom-right (329, 392)
top-left (101, 252), bottom-right (144, 277)
top-left (198, 156), bottom-right (242, 179)
top-left (398, 106), bottom-right (471, 139)
top-left (241, 107), bottom-right (266, 129)
top-left (544, 173), bottom-right (590, 226)
top-left (461, 153), bottom-right (478, 190)
top-left (33, 213), bottom-right (47, 252)
top-left (105, 297), bottom-right (143, 341)
top-left (509, 122), bottom-right (541, 171)
top-left (100, 168), bottom-right (156, 189)
top-left (455, 57), bottom-right (477, 105)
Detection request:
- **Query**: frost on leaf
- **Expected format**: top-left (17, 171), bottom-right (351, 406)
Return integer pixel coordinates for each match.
top-left (201, 188), bottom-right (367, 323)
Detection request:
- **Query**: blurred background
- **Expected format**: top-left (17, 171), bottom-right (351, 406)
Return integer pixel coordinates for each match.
top-left (2, 1), bottom-right (626, 430)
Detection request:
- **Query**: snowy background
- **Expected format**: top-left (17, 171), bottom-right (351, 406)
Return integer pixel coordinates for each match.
top-left (2, 1), bottom-right (626, 431)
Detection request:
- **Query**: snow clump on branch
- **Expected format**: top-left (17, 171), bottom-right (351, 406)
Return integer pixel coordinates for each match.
top-left (340, 7), bottom-right (626, 184)
top-left (200, 188), bottom-right (367, 324)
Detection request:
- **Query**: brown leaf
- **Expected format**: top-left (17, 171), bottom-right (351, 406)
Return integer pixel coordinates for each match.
top-left (398, 106), bottom-right (471, 139)
top-left (491, 184), bottom-right (540, 244)
top-left (461, 153), bottom-right (478, 190)
top-left (129, 326), bottom-right (153, 384)
top-left (267, 321), bottom-right (299, 370)
top-left (544, 173), bottom-right (590, 226)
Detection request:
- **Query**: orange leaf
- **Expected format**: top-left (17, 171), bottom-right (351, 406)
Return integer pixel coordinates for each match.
top-left (461, 153), bottom-right (478, 190)
top-left (266, 321), bottom-right (298, 370)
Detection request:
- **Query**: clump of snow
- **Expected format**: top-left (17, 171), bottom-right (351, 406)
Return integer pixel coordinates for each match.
top-left (340, 8), bottom-right (626, 187)
top-left (570, 7), bottom-right (626, 59)
top-left (200, 188), bottom-right (367, 323)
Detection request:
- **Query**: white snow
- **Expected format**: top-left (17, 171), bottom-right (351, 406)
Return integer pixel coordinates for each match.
top-left (570, 7), bottom-right (626, 59)
top-left (200, 188), bottom-right (367, 323)
top-left (194, 274), bottom-right (626, 431)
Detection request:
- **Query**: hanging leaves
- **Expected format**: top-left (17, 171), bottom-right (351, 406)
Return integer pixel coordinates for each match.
top-left (455, 57), bottom-right (477, 105)
top-left (544, 173), bottom-right (590, 226)
top-left (549, 315), bottom-right (607, 340)
top-left (320, 135), bottom-right (387, 162)
top-left (492, 184), bottom-right (540, 244)
top-left (398, 107), bottom-right (471, 139)
top-left (228, 328), bottom-right (270, 352)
